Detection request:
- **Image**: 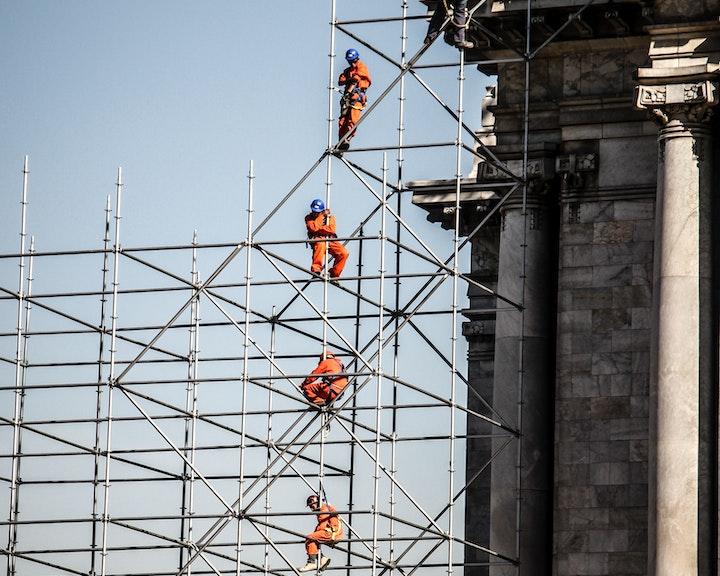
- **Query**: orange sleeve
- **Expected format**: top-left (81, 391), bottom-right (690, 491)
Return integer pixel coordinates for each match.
top-left (302, 360), bottom-right (333, 386)
top-left (319, 215), bottom-right (337, 236)
top-left (353, 61), bottom-right (371, 89)
top-left (307, 213), bottom-right (336, 236)
top-left (338, 67), bottom-right (350, 86)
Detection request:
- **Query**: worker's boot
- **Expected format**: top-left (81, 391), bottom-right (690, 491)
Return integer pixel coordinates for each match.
top-left (298, 555), bottom-right (319, 572)
top-left (319, 556), bottom-right (331, 571)
top-left (454, 39), bottom-right (473, 49)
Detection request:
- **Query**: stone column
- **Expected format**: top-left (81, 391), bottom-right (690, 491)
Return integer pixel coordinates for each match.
top-left (490, 191), bottom-right (553, 575)
top-left (636, 71), bottom-right (718, 575)
top-left (463, 227), bottom-right (500, 576)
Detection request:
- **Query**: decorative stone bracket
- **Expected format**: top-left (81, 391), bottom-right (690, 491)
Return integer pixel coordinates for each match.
top-left (555, 152), bottom-right (597, 192)
top-left (634, 80), bottom-right (719, 124)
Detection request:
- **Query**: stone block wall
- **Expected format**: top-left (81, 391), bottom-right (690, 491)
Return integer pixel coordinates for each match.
top-left (553, 198), bottom-right (654, 576)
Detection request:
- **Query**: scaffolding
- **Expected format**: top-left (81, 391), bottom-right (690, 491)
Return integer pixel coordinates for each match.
top-left (0, 0), bottom-right (600, 574)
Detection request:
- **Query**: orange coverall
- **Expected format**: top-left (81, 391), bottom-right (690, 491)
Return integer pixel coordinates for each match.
top-left (305, 504), bottom-right (344, 556)
top-left (338, 60), bottom-right (372, 142)
top-left (305, 211), bottom-right (349, 278)
top-left (301, 356), bottom-right (349, 406)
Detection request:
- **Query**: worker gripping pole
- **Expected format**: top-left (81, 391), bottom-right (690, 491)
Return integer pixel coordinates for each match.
top-left (447, 46), bottom-right (466, 576)
top-left (7, 156), bottom-right (28, 576)
top-left (101, 167), bottom-right (123, 576)
top-left (180, 230), bottom-right (200, 575)
top-left (371, 154), bottom-right (388, 575)
top-left (236, 161), bottom-right (254, 576)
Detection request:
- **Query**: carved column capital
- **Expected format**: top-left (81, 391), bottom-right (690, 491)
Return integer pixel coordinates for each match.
top-left (635, 80), bottom-right (719, 125)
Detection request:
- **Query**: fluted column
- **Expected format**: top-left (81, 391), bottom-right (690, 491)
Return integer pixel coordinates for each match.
top-left (636, 69), bottom-right (718, 575)
top-left (490, 192), bottom-right (553, 575)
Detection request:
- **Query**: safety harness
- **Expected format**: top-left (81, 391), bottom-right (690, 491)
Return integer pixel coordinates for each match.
top-left (340, 85), bottom-right (367, 116)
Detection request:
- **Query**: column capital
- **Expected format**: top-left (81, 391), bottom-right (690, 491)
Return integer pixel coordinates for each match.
top-left (635, 80), bottom-right (718, 126)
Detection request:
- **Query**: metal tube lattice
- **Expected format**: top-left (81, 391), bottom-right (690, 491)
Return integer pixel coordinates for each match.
top-left (0, 1), bottom-right (578, 574)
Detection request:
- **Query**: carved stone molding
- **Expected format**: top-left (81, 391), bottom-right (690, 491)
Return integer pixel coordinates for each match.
top-left (635, 80), bottom-right (719, 125)
top-left (462, 320), bottom-right (495, 338)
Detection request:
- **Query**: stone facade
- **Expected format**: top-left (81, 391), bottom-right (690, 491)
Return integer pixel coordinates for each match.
top-left (555, 198), bottom-right (654, 576)
top-left (413, 1), bottom-right (720, 575)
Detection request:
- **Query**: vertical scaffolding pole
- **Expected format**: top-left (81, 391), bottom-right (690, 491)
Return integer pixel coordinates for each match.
top-left (322, 0), bottom-right (338, 353)
top-left (100, 167), bottom-right (123, 576)
top-left (370, 154), bottom-right (388, 575)
top-left (515, 1), bottom-right (533, 567)
top-left (11, 236), bottom-right (34, 563)
top-left (263, 306), bottom-right (277, 576)
top-left (91, 195), bottom-right (112, 576)
top-left (346, 224), bottom-right (364, 576)
top-left (447, 47), bottom-right (466, 576)
top-left (180, 231), bottom-right (200, 574)
top-left (235, 161), bottom-right (254, 576)
top-left (318, 0), bottom-right (338, 528)
top-left (6, 155), bottom-right (29, 576)
top-left (389, 4), bottom-right (409, 570)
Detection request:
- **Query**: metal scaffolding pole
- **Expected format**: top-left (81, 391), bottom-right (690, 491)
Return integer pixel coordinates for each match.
top-left (91, 195), bottom-right (112, 576)
top-left (370, 154), bottom-right (388, 576)
top-left (447, 44), bottom-right (466, 576)
top-left (263, 307), bottom-right (277, 576)
top-left (100, 168), bottom-right (123, 576)
top-left (235, 161), bottom-right (254, 576)
top-left (6, 156), bottom-right (29, 576)
top-left (179, 231), bottom-right (200, 575)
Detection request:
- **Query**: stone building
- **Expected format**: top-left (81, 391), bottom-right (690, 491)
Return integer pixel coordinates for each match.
top-left (413, 1), bottom-right (719, 574)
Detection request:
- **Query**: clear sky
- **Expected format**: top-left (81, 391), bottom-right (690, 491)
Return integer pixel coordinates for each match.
top-left (1, 2), bottom-right (492, 574)
top-left (1, 0), bottom-right (487, 249)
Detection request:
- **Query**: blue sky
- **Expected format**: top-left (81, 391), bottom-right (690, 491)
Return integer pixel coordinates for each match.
top-left (1, 1), bottom-right (487, 248)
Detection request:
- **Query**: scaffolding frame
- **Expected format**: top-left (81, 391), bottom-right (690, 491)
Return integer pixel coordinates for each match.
top-left (0, 1), bottom-right (597, 574)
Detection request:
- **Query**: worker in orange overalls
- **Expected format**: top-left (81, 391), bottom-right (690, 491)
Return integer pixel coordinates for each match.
top-left (298, 494), bottom-right (343, 572)
top-left (305, 198), bottom-right (349, 279)
top-left (337, 48), bottom-right (371, 151)
top-left (301, 350), bottom-right (349, 407)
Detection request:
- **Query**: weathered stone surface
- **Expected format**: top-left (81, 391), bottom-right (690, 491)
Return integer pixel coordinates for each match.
top-left (593, 221), bottom-right (634, 245)
top-left (570, 288), bottom-right (613, 310)
top-left (598, 137), bottom-right (657, 188)
top-left (591, 264), bottom-right (633, 287)
top-left (611, 285), bottom-right (651, 308)
top-left (654, 0), bottom-right (720, 20)
top-left (559, 266), bottom-right (593, 288)
top-left (610, 329), bottom-right (650, 353)
top-left (591, 242), bottom-right (653, 266)
top-left (613, 201), bottom-right (654, 221)
top-left (591, 309), bottom-right (631, 332)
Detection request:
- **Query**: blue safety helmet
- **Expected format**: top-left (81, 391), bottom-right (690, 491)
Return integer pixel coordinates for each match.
top-left (310, 198), bottom-right (325, 213)
top-left (345, 48), bottom-right (359, 63)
